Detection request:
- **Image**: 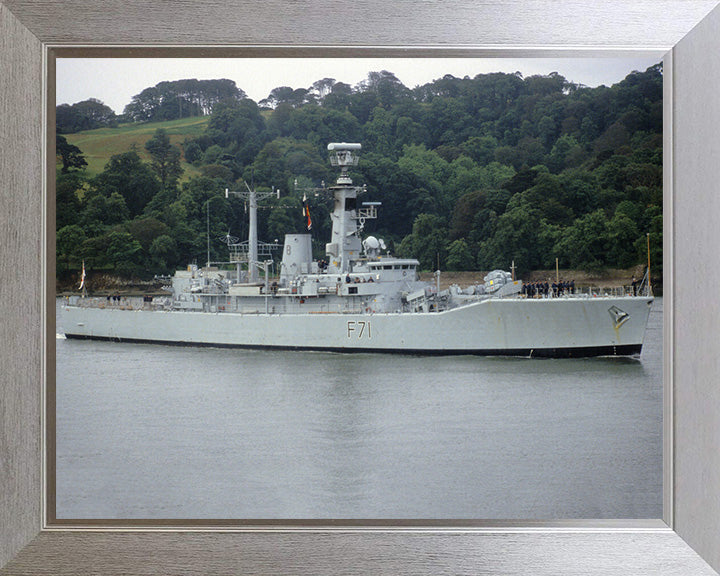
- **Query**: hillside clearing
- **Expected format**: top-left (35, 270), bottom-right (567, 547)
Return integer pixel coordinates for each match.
top-left (62, 116), bottom-right (210, 179)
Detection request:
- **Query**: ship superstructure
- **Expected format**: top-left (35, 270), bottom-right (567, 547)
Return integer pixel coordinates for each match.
top-left (61, 143), bottom-right (654, 357)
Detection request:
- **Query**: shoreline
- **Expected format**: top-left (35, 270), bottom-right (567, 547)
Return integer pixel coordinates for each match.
top-left (56, 264), bottom-right (658, 297)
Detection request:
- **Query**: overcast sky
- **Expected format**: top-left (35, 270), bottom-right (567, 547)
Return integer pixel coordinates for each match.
top-left (56, 57), bottom-right (661, 114)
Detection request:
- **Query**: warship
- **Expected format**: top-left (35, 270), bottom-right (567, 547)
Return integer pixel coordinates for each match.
top-left (61, 143), bottom-right (654, 357)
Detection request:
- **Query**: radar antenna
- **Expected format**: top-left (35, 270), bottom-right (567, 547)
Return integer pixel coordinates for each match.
top-left (219, 229), bottom-right (240, 246)
top-left (328, 142), bottom-right (361, 184)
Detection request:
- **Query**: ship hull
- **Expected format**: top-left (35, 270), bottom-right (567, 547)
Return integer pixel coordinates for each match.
top-left (61, 296), bottom-right (653, 358)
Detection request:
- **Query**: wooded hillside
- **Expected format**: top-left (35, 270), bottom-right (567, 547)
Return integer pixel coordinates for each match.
top-left (56, 64), bottom-right (663, 280)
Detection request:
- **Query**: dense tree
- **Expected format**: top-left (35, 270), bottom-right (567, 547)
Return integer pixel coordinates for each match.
top-left (80, 192), bottom-right (130, 234)
top-left (125, 217), bottom-right (170, 252)
top-left (446, 239), bottom-right (474, 271)
top-left (259, 86), bottom-right (315, 109)
top-left (309, 78), bottom-right (337, 100)
top-left (145, 128), bottom-right (183, 189)
top-left (202, 99), bottom-right (267, 174)
top-left (56, 224), bottom-right (87, 270)
top-left (56, 172), bottom-right (84, 228)
top-left (56, 98), bottom-right (117, 133)
top-left (56, 135), bottom-right (87, 173)
top-left (149, 234), bottom-right (178, 272)
top-left (356, 70), bottom-right (412, 110)
top-left (477, 195), bottom-right (543, 273)
top-left (397, 214), bottom-right (449, 270)
top-left (124, 79), bottom-right (245, 122)
top-left (105, 231), bottom-right (143, 276)
top-left (322, 82), bottom-right (353, 110)
top-left (554, 209), bottom-right (610, 270)
top-left (90, 150), bottom-right (161, 218)
top-left (57, 63), bottom-right (663, 282)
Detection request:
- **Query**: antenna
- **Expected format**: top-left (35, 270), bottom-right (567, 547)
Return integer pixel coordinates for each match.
top-left (219, 229), bottom-right (239, 246)
top-left (327, 142), bottom-right (361, 184)
top-left (225, 182), bottom-right (278, 283)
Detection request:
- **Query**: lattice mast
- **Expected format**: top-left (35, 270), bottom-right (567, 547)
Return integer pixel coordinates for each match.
top-left (225, 183), bottom-right (279, 283)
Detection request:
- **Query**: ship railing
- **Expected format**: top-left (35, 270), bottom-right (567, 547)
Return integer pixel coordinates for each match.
top-left (578, 286), bottom-right (631, 298)
top-left (65, 295), bottom-right (176, 311)
top-left (577, 285), bottom-right (651, 298)
top-left (228, 241), bottom-right (279, 263)
top-left (66, 296), bottom-right (145, 310)
top-left (521, 285), bottom-right (646, 299)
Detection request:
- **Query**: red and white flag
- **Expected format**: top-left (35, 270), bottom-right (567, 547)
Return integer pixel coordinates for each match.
top-left (302, 193), bottom-right (312, 231)
top-left (79, 260), bottom-right (86, 290)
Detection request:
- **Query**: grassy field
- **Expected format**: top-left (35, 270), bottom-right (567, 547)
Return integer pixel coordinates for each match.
top-left (62, 116), bottom-right (210, 180)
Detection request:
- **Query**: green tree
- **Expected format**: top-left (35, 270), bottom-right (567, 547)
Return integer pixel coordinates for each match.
top-left (80, 192), bottom-right (130, 235)
top-left (91, 150), bottom-right (161, 217)
top-left (56, 171), bottom-right (84, 229)
top-left (149, 234), bottom-right (178, 272)
top-left (477, 196), bottom-right (542, 274)
top-left (145, 128), bottom-right (183, 189)
top-left (607, 212), bottom-right (640, 268)
top-left (56, 98), bottom-right (117, 133)
top-left (397, 144), bottom-right (451, 215)
top-left (183, 141), bottom-right (202, 164)
top-left (56, 224), bottom-right (87, 270)
top-left (56, 135), bottom-right (87, 173)
top-left (547, 134), bottom-right (584, 173)
top-left (398, 214), bottom-right (449, 270)
top-left (554, 209), bottom-right (610, 270)
top-left (537, 115), bottom-right (557, 148)
top-left (124, 79), bottom-right (245, 122)
top-left (125, 217), bottom-right (170, 252)
top-left (356, 70), bottom-right (411, 109)
top-left (460, 136), bottom-right (498, 165)
top-left (105, 231), bottom-right (143, 276)
top-left (363, 107), bottom-right (396, 157)
top-left (446, 239), bottom-right (474, 271)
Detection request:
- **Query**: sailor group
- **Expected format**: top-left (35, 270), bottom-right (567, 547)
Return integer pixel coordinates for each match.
top-left (522, 280), bottom-right (575, 298)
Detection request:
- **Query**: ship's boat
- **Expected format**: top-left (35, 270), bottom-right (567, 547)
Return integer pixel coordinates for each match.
top-left (61, 143), bottom-right (654, 357)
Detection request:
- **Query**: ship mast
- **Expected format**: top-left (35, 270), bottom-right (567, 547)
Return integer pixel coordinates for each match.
top-left (225, 183), bottom-right (279, 283)
top-left (326, 143), bottom-right (375, 273)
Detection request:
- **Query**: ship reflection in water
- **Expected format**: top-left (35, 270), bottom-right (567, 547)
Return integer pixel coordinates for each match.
top-left (55, 298), bottom-right (662, 520)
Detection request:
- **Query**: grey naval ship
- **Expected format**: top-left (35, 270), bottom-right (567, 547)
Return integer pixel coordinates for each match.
top-left (62, 143), bottom-right (654, 357)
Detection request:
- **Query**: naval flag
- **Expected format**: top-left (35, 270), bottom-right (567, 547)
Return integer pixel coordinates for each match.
top-left (302, 193), bottom-right (312, 231)
top-left (79, 260), bottom-right (86, 290)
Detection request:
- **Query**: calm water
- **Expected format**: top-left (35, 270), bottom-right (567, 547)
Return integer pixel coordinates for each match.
top-left (55, 298), bottom-right (663, 520)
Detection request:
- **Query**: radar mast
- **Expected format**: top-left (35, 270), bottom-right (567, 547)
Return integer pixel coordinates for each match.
top-left (325, 143), bottom-right (376, 273)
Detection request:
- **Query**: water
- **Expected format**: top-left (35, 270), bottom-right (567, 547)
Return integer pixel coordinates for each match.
top-left (55, 298), bottom-right (663, 520)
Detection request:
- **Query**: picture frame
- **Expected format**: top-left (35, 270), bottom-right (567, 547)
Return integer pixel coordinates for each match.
top-left (2, 1), bottom-right (720, 574)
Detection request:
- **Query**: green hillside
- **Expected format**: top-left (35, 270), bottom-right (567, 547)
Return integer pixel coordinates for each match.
top-left (63, 116), bottom-right (210, 179)
top-left (56, 66), bottom-right (663, 286)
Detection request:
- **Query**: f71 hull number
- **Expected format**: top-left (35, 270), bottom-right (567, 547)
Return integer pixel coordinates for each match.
top-left (347, 321), bottom-right (371, 339)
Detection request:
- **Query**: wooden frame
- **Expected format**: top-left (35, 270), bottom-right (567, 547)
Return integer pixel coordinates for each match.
top-left (2, 1), bottom-right (720, 574)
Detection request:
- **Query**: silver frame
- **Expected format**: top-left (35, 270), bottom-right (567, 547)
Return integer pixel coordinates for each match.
top-left (43, 46), bottom-right (671, 530)
top-left (2, 1), bottom-right (720, 574)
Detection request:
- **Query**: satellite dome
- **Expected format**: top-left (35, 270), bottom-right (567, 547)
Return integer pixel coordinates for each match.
top-left (364, 236), bottom-right (380, 249)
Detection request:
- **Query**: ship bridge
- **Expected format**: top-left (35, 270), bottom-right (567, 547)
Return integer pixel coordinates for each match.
top-left (366, 259), bottom-right (419, 281)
